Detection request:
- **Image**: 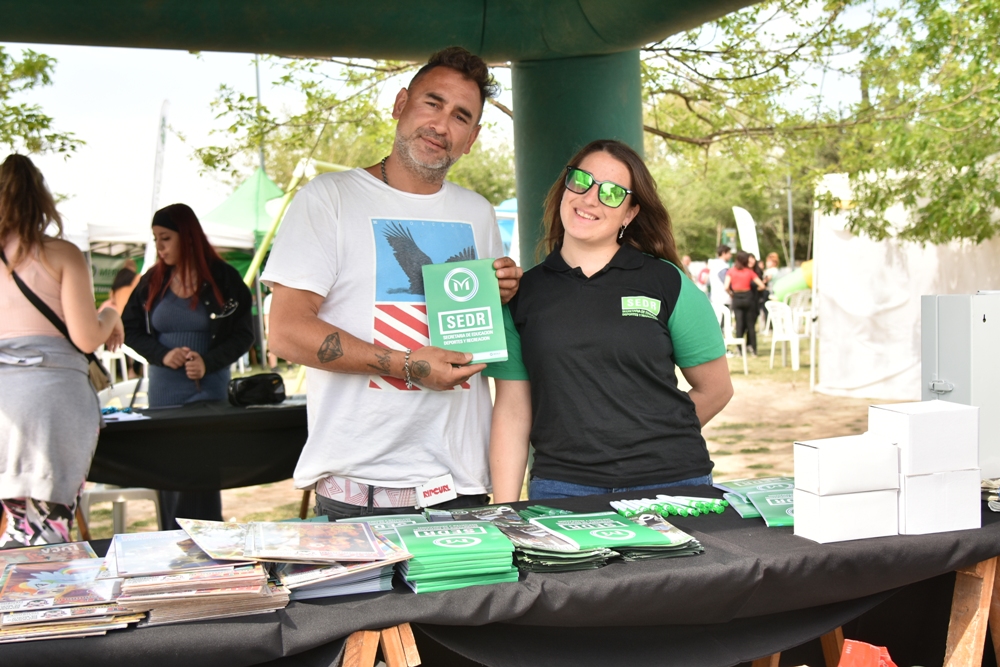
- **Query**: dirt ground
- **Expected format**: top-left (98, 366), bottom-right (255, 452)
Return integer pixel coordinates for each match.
top-left (82, 342), bottom-right (880, 538)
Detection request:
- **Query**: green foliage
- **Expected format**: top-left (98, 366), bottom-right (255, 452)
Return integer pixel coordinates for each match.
top-left (642, 0), bottom-right (1000, 245)
top-left (0, 47), bottom-right (80, 154)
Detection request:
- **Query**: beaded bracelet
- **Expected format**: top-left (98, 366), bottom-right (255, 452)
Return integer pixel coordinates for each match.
top-left (403, 348), bottom-right (413, 389)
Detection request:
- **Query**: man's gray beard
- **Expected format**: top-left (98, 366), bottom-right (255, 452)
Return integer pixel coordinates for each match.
top-left (393, 131), bottom-right (457, 184)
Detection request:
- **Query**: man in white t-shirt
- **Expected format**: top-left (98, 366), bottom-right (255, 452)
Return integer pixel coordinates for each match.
top-left (262, 47), bottom-right (522, 520)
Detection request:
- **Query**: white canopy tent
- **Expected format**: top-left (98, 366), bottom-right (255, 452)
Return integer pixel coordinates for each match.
top-left (88, 219), bottom-right (255, 252)
top-left (813, 174), bottom-right (1000, 400)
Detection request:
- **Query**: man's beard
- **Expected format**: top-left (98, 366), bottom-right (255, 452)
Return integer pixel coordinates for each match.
top-left (394, 128), bottom-right (458, 184)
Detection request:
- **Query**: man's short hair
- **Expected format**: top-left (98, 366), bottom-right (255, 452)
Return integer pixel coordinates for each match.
top-left (717, 244), bottom-right (731, 256)
top-left (409, 46), bottom-right (500, 112)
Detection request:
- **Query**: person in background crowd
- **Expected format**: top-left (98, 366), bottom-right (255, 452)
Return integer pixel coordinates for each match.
top-left (761, 251), bottom-right (781, 319)
top-left (123, 203), bottom-right (253, 530)
top-left (263, 47), bottom-right (522, 520)
top-left (725, 250), bottom-right (766, 356)
top-left (708, 244), bottom-right (732, 312)
top-left (747, 253), bottom-right (765, 329)
top-left (0, 154), bottom-right (123, 547)
top-left (487, 139), bottom-right (732, 502)
top-left (98, 259), bottom-right (140, 315)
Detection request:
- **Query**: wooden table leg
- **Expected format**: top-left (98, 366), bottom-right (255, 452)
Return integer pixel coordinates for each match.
top-left (820, 626), bottom-right (845, 667)
top-left (751, 654), bottom-right (780, 667)
top-left (299, 489), bottom-right (311, 520)
top-left (342, 629), bottom-right (380, 667)
top-left (988, 563), bottom-right (1000, 665)
top-left (944, 557), bottom-right (998, 667)
top-left (397, 623), bottom-right (422, 666)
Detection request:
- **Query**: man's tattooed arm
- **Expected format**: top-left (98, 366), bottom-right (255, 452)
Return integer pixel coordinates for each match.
top-left (410, 360), bottom-right (431, 385)
top-left (367, 348), bottom-right (393, 374)
top-left (317, 332), bottom-right (344, 363)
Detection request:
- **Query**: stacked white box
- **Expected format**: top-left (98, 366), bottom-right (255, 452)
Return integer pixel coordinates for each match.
top-left (868, 400), bottom-right (980, 535)
top-left (793, 434), bottom-right (900, 543)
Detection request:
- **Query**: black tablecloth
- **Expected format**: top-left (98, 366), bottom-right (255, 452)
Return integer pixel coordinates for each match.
top-left (88, 401), bottom-right (307, 491)
top-left (4, 486), bottom-right (999, 667)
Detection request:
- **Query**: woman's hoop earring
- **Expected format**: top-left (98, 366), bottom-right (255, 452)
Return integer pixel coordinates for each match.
top-left (618, 224), bottom-right (627, 240)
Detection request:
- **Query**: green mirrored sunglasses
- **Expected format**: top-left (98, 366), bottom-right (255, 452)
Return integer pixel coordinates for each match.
top-left (564, 166), bottom-right (632, 208)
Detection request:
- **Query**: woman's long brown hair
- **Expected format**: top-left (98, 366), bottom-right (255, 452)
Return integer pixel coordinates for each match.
top-left (145, 203), bottom-right (225, 311)
top-left (540, 139), bottom-right (683, 268)
top-left (0, 154), bottom-right (63, 270)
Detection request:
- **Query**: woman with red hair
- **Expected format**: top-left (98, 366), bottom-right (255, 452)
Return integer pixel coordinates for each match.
top-left (123, 203), bottom-right (253, 527)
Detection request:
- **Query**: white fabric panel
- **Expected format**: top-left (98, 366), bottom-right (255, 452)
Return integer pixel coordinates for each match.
top-left (814, 174), bottom-right (1000, 400)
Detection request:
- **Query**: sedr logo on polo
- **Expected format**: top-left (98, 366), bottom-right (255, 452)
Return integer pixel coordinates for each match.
top-left (590, 528), bottom-right (636, 541)
top-left (443, 267), bottom-right (479, 302)
top-left (621, 296), bottom-right (661, 320)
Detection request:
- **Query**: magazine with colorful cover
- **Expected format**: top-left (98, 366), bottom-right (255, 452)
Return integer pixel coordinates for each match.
top-left (625, 513), bottom-right (698, 547)
top-left (746, 489), bottom-right (795, 527)
top-left (1, 603), bottom-right (131, 627)
top-left (0, 542), bottom-right (98, 588)
top-left (177, 519), bottom-right (251, 561)
top-left (276, 535), bottom-right (410, 589)
top-left (249, 521), bottom-right (384, 562)
top-left (529, 512), bottom-right (686, 550)
top-left (338, 514), bottom-right (427, 548)
top-left (492, 520), bottom-right (579, 552)
top-left (120, 564), bottom-right (265, 594)
top-left (0, 559), bottom-right (119, 611)
top-left (114, 530), bottom-right (235, 577)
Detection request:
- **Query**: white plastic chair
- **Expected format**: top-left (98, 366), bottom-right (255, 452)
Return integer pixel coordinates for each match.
top-left (712, 303), bottom-right (748, 375)
top-left (764, 300), bottom-right (800, 371)
top-left (98, 344), bottom-right (149, 386)
top-left (787, 291), bottom-right (813, 336)
top-left (97, 377), bottom-right (148, 410)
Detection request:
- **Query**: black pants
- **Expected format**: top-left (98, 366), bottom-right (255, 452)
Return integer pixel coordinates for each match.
top-left (314, 492), bottom-right (491, 521)
top-left (158, 490), bottom-right (223, 531)
top-left (731, 291), bottom-right (758, 353)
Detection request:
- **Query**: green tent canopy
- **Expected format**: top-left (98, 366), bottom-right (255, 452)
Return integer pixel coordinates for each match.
top-left (202, 168), bottom-right (285, 248)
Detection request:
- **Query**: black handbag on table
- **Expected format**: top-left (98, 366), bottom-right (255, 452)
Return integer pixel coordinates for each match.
top-left (228, 372), bottom-right (286, 406)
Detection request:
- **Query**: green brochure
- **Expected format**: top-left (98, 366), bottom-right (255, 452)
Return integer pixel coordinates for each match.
top-left (746, 489), bottom-right (795, 527)
top-left (529, 512), bottom-right (684, 551)
top-left (714, 476), bottom-right (794, 494)
top-left (722, 492), bottom-right (761, 519)
top-left (395, 521), bottom-right (514, 560)
top-left (422, 258), bottom-right (507, 363)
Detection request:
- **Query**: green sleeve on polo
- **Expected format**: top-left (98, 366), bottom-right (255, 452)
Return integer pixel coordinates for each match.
top-left (666, 263), bottom-right (727, 368)
top-left (481, 304), bottom-right (529, 380)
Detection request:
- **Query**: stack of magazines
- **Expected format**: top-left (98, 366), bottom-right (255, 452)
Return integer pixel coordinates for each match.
top-left (0, 543), bottom-right (143, 643)
top-left (108, 530), bottom-right (285, 626)
top-left (180, 519), bottom-right (410, 601)
top-left (492, 519), bottom-right (618, 572)
top-left (530, 512), bottom-right (703, 561)
top-left (393, 521), bottom-right (518, 593)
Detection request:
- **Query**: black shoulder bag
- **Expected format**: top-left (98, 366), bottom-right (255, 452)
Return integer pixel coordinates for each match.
top-left (0, 247), bottom-right (112, 391)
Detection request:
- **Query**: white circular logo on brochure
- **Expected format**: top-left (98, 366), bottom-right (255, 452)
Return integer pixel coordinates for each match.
top-left (433, 536), bottom-right (482, 548)
top-left (786, 508), bottom-right (795, 517)
top-left (590, 529), bottom-right (635, 541)
top-left (443, 268), bottom-right (479, 302)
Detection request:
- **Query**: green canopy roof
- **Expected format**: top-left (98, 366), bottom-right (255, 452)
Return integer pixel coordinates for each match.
top-left (202, 168), bottom-right (284, 244)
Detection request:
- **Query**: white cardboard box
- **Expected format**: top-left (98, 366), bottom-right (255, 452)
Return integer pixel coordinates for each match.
top-left (898, 469), bottom-right (981, 535)
top-left (867, 401), bottom-right (978, 476)
top-left (794, 434), bottom-right (898, 496)
top-left (793, 488), bottom-right (899, 544)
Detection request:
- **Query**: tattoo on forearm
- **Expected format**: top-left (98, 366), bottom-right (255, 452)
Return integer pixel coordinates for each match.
top-left (411, 360), bottom-right (431, 379)
top-left (367, 348), bottom-right (392, 374)
top-left (317, 333), bottom-right (343, 363)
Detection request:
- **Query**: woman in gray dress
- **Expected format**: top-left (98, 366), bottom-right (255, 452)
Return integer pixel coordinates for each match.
top-left (0, 154), bottom-right (123, 547)
top-left (123, 203), bottom-right (253, 529)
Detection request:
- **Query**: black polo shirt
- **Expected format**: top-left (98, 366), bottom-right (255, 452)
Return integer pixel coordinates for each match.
top-left (484, 243), bottom-right (725, 488)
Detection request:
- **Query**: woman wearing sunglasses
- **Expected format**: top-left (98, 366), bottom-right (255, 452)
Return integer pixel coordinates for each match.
top-left (485, 139), bottom-right (733, 501)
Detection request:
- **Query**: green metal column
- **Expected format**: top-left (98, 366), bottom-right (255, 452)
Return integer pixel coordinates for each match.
top-left (512, 49), bottom-right (644, 268)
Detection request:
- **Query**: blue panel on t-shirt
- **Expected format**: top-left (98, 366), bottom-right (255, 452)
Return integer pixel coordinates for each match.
top-left (372, 218), bottom-right (478, 302)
